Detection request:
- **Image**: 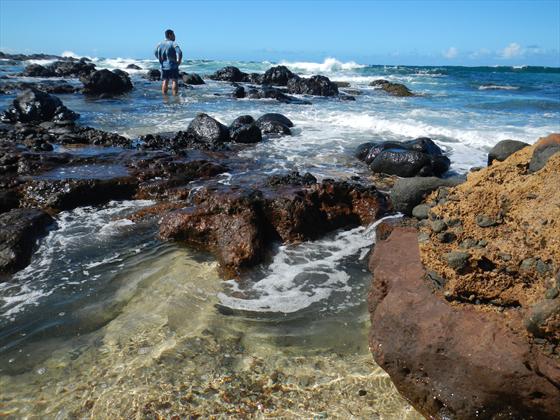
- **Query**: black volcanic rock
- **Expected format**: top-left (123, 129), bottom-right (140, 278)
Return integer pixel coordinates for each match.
top-left (287, 75), bottom-right (339, 96)
top-left (262, 65), bottom-right (297, 86)
top-left (80, 69), bottom-right (133, 95)
top-left (0, 89), bottom-right (79, 124)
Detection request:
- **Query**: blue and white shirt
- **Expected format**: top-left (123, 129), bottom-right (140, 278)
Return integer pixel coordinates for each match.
top-left (154, 40), bottom-right (182, 70)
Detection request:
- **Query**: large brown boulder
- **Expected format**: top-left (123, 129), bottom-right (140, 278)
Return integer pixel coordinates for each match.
top-left (368, 227), bottom-right (560, 419)
top-left (159, 179), bottom-right (390, 275)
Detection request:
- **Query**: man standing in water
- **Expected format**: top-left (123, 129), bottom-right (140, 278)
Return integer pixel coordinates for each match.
top-left (154, 29), bottom-right (183, 95)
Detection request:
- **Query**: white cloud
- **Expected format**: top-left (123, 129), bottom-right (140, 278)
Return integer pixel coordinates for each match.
top-left (500, 42), bottom-right (523, 59)
top-left (443, 47), bottom-right (458, 59)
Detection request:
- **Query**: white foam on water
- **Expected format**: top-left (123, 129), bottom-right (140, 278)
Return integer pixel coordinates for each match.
top-left (279, 57), bottom-right (366, 74)
top-left (478, 84), bottom-right (520, 90)
top-left (218, 215), bottom-right (401, 314)
top-left (0, 200), bottom-right (154, 319)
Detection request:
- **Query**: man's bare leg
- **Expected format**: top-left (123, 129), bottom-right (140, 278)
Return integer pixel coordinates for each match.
top-left (162, 79), bottom-right (169, 95)
top-left (172, 79), bottom-right (178, 96)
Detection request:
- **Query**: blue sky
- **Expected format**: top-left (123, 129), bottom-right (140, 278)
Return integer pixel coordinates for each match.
top-left (1, 0), bottom-right (559, 66)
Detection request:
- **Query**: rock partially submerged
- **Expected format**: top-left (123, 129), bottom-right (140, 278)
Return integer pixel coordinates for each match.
top-left (287, 75), bottom-right (339, 96)
top-left (357, 137), bottom-right (450, 177)
top-left (159, 179), bottom-right (390, 275)
top-left (186, 113), bottom-right (230, 145)
top-left (181, 72), bottom-right (205, 85)
top-left (262, 65), bottom-right (296, 86)
top-left (80, 69), bottom-right (133, 95)
top-left (0, 89), bottom-right (79, 124)
top-left (209, 66), bottom-right (248, 83)
top-left (0, 208), bottom-right (53, 276)
top-left (229, 116), bottom-right (262, 144)
top-left (369, 79), bottom-right (414, 97)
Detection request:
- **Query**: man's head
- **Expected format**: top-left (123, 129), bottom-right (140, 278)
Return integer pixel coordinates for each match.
top-left (165, 29), bottom-right (175, 41)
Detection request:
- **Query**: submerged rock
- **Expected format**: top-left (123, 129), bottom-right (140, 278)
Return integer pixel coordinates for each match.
top-left (369, 79), bottom-right (414, 97)
top-left (126, 63), bottom-right (142, 70)
top-left (0, 208), bottom-right (54, 276)
top-left (0, 89), bottom-right (79, 124)
top-left (80, 69), bottom-right (133, 95)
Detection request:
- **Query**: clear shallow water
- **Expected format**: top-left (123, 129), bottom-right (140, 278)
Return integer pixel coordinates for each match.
top-left (0, 55), bottom-right (559, 418)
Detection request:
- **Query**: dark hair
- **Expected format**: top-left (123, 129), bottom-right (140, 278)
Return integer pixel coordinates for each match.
top-left (165, 29), bottom-right (174, 40)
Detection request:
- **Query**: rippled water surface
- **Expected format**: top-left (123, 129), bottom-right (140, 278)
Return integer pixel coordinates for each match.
top-left (0, 55), bottom-right (558, 418)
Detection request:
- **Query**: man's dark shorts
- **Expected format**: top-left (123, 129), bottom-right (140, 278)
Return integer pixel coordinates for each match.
top-left (162, 68), bottom-right (179, 80)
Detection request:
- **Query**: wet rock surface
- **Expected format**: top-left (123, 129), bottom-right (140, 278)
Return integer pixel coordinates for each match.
top-left (286, 75), bottom-right (339, 96)
top-left (181, 72), bottom-right (205, 85)
top-left (159, 179), bottom-right (390, 275)
top-left (368, 227), bottom-right (560, 420)
top-left (0, 81), bottom-right (81, 95)
top-left (0, 208), bottom-right (54, 275)
top-left (369, 79), bottom-right (414, 97)
top-left (80, 69), bottom-right (133, 95)
top-left (357, 137), bottom-right (450, 177)
top-left (1, 89), bottom-right (79, 124)
top-left (209, 66), bottom-right (248, 83)
top-left (262, 65), bottom-right (297, 86)
top-left (186, 113), bottom-right (230, 145)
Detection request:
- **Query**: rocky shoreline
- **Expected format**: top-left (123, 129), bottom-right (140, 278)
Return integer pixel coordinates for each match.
top-left (368, 136), bottom-right (560, 419)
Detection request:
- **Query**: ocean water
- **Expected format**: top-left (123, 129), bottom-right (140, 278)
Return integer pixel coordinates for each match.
top-left (0, 55), bottom-right (558, 418)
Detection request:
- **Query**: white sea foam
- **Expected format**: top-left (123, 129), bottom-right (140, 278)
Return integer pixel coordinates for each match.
top-left (0, 200), bottom-right (154, 319)
top-left (478, 84), bottom-right (520, 91)
top-left (218, 215), bottom-right (401, 314)
top-left (279, 57), bottom-right (366, 74)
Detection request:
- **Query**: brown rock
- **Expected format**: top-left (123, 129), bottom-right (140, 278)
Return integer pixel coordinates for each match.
top-left (368, 227), bottom-right (560, 419)
top-left (160, 180), bottom-right (390, 275)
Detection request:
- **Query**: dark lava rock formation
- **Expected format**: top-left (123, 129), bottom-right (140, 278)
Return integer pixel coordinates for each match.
top-left (80, 69), bottom-right (133, 95)
top-left (369, 79), bottom-right (414, 97)
top-left (356, 137), bottom-right (450, 177)
top-left (0, 89), bottom-right (79, 124)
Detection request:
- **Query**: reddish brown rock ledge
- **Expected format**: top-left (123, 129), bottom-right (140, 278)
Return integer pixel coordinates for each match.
top-left (368, 227), bottom-right (560, 419)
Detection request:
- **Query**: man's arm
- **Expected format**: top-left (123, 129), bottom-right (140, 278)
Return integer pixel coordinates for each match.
top-left (175, 44), bottom-right (183, 66)
top-left (154, 43), bottom-right (162, 63)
